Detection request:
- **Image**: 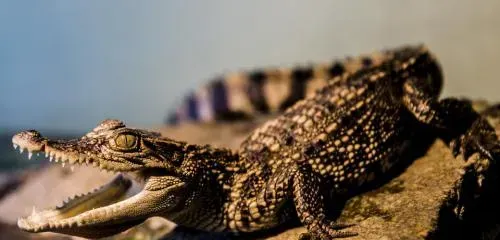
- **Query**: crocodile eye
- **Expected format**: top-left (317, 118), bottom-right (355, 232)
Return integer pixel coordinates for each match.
top-left (114, 133), bottom-right (138, 150)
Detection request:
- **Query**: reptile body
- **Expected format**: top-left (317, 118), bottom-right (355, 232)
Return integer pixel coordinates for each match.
top-left (12, 45), bottom-right (500, 239)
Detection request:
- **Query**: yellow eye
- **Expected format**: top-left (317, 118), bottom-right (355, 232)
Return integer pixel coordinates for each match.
top-left (114, 134), bottom-right (138, 149)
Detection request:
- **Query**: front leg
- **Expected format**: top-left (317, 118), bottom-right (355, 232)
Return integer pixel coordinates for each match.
top-left (293, 166), bottom-right (356, 239)
top-left (402, 78), bottom-right (500, 162)
top-left (452, 103), bottom-right (500, 219)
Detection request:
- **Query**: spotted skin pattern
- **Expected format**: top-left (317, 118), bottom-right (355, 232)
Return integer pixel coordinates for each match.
top-left (201, 45), bottom-right (499, 239)
top-left (14, 45), bottom-right (500, 239)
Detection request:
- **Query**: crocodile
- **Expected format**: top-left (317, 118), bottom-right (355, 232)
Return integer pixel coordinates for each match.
top-left (12, 45), bottom-right (500, 239)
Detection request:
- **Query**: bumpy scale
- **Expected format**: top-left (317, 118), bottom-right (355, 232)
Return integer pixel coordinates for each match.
top-left (13, 45), bottom-right (499, 239)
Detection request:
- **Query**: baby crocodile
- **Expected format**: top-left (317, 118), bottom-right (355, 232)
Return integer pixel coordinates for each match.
top-left (13, 45), bottom-right (499, 239)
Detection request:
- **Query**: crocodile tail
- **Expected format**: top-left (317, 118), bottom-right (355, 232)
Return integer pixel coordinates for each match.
top-left (166, 45), bottom-right (426, 125)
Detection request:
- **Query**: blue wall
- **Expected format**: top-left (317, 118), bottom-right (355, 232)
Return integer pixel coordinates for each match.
top-left (1, 1), bottom-right (500, 132)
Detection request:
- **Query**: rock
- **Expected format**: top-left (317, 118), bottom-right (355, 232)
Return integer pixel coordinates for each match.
top-left (1, 104), bottom-right (499, 240)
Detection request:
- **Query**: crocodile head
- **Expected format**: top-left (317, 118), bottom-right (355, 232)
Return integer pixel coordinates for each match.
top-left (12, 119), bottom-right (200, 238)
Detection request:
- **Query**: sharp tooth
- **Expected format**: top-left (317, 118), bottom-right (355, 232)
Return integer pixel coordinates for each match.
top-left (62, 162), bottom-right (65, 168)
top-left (13, 143), bottom-right (18, 149)
top-left (70, 166), bottom-right (75, 172)
top-left (32, 206), bottom-right (36, 216)
top-left (49, 155), bottom-right (54, 162)
top-left (45, 152), bottom-right (49, 158)
top-left (19, 148), bottom-right (24, 154)
top-left (28, 152), bottom-right (33, 160)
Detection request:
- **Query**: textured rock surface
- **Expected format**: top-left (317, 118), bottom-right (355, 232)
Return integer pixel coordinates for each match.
top-left (0, 103), bottom-right (499, 240)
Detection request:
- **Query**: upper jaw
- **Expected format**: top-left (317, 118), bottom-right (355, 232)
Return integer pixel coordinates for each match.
top-left (12, 130), bottom-right (46, 154)
top-left (12, 130), bottom-right (140, 173)
top-left (13, 130), bottom-right (87, 165)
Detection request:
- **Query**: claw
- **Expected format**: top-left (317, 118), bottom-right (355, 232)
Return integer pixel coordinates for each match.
top-left (450, 139), bottom-right (461, 157)
top-left (454, 118), bottom-right (499, 163)
top-left (329, 221), bottom-right (356, 230)
top-left (462, 142), bottom-right (474, 161)
top-left (327, 230), bottom-right (358, 238)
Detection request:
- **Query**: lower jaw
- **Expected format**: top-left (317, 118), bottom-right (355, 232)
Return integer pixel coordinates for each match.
top-left (17, 173), bottom-right (141, 233)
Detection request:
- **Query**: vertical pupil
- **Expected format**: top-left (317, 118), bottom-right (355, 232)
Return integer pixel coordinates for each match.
top-left (117, 134), bottom-right (135, 148)
top-left (124, 135), bottom-right (129, 146)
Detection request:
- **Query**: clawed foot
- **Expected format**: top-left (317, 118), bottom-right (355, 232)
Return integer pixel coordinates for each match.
top-left (450, 119), bottom-right (500, 163)
top-left (450, 114), bottom-right (500, 220)
top-left (298, 221), bottom-right (357, 240)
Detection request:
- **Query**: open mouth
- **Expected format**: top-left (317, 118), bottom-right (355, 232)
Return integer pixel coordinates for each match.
top-left (12, 130), bottom-right (185, 238)
top-left (17, 173), bottom-right (134, 231)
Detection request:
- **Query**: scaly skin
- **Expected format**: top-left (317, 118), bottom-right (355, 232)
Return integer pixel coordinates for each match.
top-left (13, 45), bottom-right (499, 239)
top-left (13, 121), bottom-right (239, 238)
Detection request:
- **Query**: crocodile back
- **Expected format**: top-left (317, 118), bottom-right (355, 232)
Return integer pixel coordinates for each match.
top-left (237, 46), bottom-right (440, 189)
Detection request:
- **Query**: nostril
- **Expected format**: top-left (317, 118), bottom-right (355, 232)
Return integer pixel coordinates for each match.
top-left (15, 130), bottom-right (43, 141)
top-left (25, 130), bottom-right (41, 137)
top-left (12, 130), bottom-right (46, 152)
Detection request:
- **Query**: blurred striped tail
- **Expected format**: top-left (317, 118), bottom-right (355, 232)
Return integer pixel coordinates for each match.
top-left (166, 44), bottom-right (429, 124)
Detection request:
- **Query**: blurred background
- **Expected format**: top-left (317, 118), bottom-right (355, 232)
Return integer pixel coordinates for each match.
top-left (1, 0), bottom-right (500, 170)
